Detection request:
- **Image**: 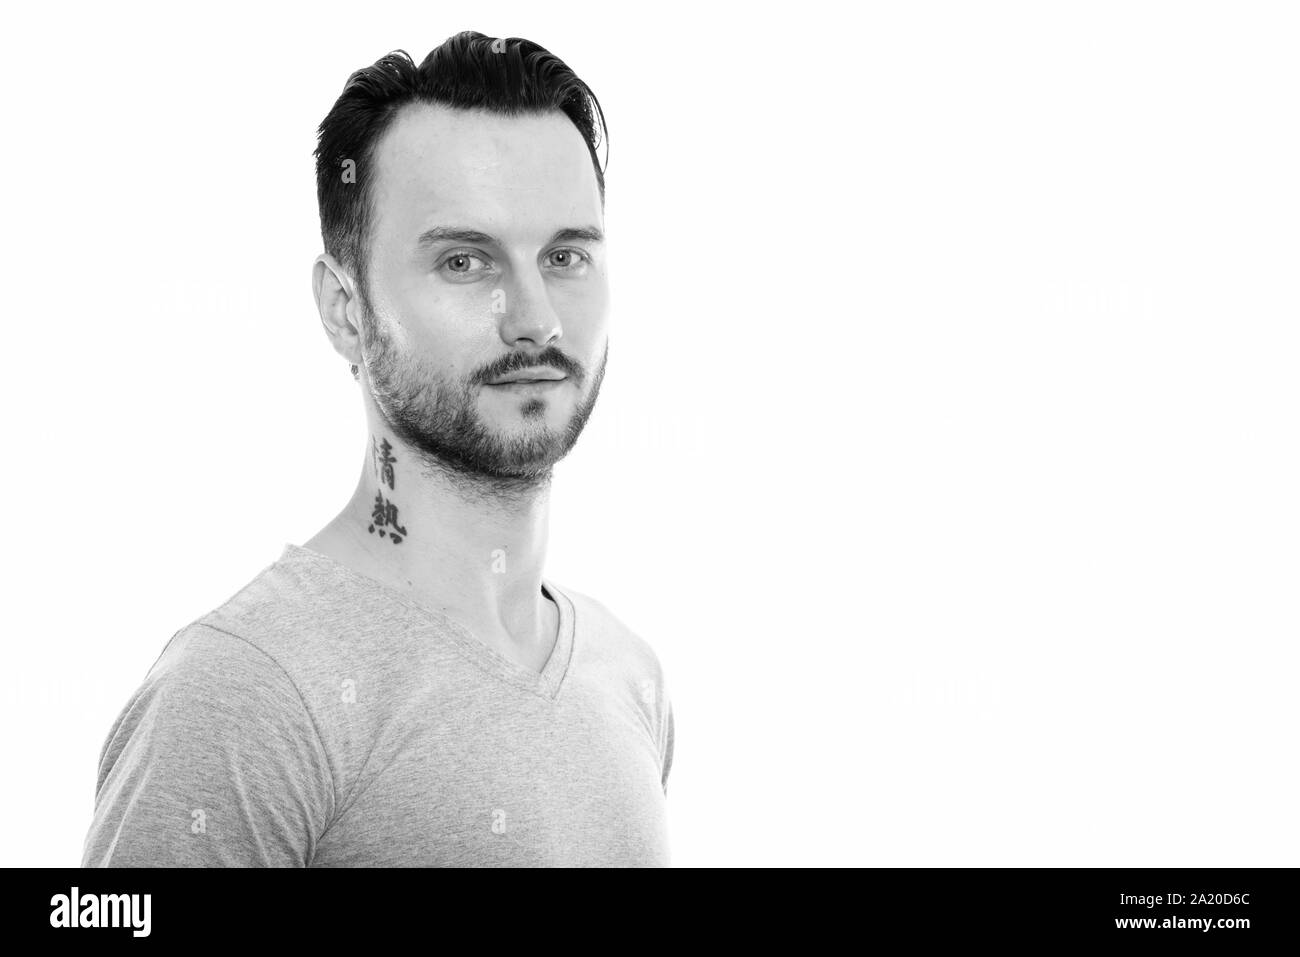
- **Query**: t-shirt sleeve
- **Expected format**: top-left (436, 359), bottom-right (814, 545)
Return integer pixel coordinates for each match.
top-left (81, 623), bottom-right (336, 867)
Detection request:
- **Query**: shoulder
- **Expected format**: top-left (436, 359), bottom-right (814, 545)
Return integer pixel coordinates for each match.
top-left (198, 553), bottom-right (336, 657)
top-left (100, 552), bottom-right (345, 759)
top-left (150, 620), bottom-right (301, 694)
top-left (552, 581), bottom-right (669, 681)
top-left (112, 620), bottom-right (317, 746)
top-left (176, 548), bottom-right (369, 686)
top-left (92, 618), bottom-right (332, 806)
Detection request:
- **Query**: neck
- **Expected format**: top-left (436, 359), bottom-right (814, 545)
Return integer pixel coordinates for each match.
top-left (308, 426), bottom-right (556, 653)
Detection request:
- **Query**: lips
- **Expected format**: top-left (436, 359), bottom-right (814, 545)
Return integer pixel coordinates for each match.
top-left (487, 368), bottom-right (567, 385)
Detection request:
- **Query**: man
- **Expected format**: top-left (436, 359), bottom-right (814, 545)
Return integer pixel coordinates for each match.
top-left (81, 31), bottom-right (674, 867)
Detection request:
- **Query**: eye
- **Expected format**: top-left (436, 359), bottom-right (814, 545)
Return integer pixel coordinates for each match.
top-left (545, 247), bottom-right (590, 271)
top-left (440, 251), bottom-right (491, 276)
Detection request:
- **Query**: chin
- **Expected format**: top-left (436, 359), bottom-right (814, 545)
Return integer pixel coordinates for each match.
top-left (484, 395), bottom-right (574, 425)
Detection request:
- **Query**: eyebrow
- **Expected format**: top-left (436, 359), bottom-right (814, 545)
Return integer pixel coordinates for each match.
top-left (415, 225), bottom-right (604, 249)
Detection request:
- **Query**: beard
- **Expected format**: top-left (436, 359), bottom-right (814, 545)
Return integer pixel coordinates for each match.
top-left (360, 308), bottom-right (607, 487)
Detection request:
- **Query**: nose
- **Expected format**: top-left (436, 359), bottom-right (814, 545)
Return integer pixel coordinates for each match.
top-left (497, 272), bottom-right (562, 347)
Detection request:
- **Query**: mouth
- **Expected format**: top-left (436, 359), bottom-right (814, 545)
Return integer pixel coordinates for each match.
top-left (485, 369), bottom-right (569, 387)
top-left (485, 378), bottom-right (567, 391)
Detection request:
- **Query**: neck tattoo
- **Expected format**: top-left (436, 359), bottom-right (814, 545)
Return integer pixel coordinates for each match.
top-left (366, 434), bottom-right (409, 545)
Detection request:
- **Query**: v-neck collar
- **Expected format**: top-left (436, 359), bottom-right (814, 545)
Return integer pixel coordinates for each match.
top-left (279, 542), bottom-right (575, 701)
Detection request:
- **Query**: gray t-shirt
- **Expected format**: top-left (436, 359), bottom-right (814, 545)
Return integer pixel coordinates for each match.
top-left (81, 544), bottom-right (674, 867)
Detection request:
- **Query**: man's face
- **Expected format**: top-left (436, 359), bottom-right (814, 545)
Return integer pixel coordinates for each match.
top-left (358, 102), bottom-right (609, 482)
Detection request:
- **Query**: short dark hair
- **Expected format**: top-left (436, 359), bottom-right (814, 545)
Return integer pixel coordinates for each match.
top-left (314, 31), bottom-right (608, 310)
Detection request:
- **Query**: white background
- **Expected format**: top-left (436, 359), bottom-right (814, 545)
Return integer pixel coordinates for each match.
top-left (1, 0), bottom-right (1296, 866)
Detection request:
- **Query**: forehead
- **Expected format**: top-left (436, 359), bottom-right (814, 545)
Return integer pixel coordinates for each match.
top-left (370, 102), bottom-right (602, 245)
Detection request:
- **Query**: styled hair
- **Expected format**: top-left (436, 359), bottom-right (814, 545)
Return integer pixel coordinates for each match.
top-left (314, 31), bottom-right (607, 316)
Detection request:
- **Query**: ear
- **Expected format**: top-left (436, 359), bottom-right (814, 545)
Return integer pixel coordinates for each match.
top-left (312, 253), bottom-right (363, 367)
